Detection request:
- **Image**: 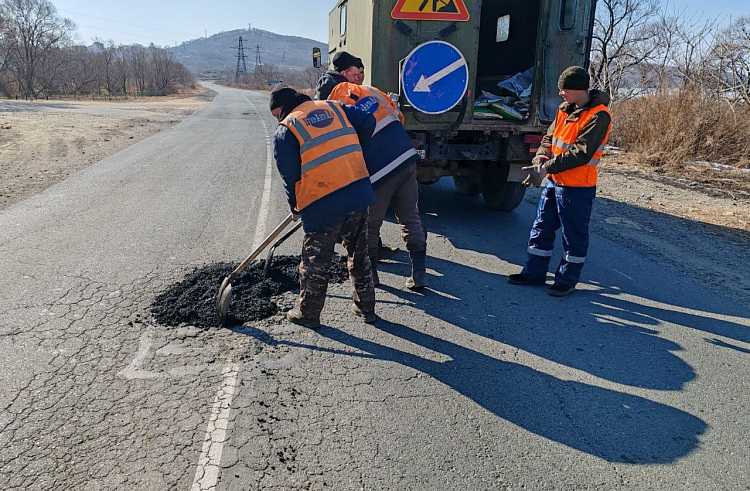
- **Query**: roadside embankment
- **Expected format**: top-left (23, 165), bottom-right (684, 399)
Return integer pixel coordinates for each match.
top-left (0, 88), bottom-right (215, 210)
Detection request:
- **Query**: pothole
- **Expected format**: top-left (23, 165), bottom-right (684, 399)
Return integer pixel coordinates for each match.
top-left (151, 255), bottom-right (349, 328)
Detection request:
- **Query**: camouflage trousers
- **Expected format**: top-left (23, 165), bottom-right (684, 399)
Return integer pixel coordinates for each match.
top-left (298, 209), bottom-right (375, 319)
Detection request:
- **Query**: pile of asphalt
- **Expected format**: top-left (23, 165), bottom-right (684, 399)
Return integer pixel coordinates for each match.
top-left (151, 255), bottom-right (349, 327)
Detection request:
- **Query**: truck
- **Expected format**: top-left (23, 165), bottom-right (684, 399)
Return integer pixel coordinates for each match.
top-left (321, 0), bottom-right (597, 210)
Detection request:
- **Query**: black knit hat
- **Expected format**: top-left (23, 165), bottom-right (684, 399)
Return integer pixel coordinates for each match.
top-left (558, 66), bottom-right (590, 90)
top-left (332, 51), bottom-right (364, 72)
top-left (269, 84), bottom-right (311, 119)
top-left (269, 84), bottom-right (296, 111)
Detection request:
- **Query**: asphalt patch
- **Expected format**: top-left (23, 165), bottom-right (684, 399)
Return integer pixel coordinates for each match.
top-left (151, 255), bottom-right (349, 328)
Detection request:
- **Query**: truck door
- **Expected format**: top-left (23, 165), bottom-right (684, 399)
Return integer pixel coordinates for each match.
top-left (329, 1), bottom-right (347, 63)
top-left (539, 0), bottom-right (596, 122)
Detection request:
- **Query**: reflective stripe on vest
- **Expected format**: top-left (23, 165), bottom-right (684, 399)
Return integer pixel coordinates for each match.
top-left (365, 87), bottom-right (400, 135)
top-left (329, 83), bottom-right (400, 135)
top-left (280, 100), bottom-right (369, 211)
top-left (549, 104), bottom-right (612, 187)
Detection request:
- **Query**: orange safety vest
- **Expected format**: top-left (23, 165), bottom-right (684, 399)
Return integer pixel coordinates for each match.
top-left (280, 100), bottom-right (369, 211)
top-left (549, 104), bottom-right (612, 187)
top-left (328, 83), bottom-right (404, 135)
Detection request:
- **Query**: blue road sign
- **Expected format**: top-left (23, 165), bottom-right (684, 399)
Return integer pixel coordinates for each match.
top-left (401, 40), bottom-right (469, 115)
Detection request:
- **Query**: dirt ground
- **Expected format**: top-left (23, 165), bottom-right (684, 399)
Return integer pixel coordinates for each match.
top-left (0, 89), bottom-right (215, 210)
top-left (600, 154), bottom-right (750, 232)
top-left (1, 91), bottom-right (747, 235)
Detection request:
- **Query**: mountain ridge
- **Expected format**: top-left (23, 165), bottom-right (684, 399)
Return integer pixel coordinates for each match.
top-left (169, 27), bottom-right (327, 75)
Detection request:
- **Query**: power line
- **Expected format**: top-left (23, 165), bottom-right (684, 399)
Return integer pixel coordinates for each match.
top-left (76, 23), bottom-right (177, 44)
top-left (58, 8), bottom-right (201, 38)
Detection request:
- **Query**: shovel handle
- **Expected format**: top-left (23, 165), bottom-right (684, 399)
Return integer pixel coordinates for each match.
top-left (231, 213), bottom-right (295, 276)
top-left (263, 221), bottom-right (303, 278)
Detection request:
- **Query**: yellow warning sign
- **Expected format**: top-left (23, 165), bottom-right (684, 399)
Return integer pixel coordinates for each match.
top-left (391, 0), bottom-right (470, 22)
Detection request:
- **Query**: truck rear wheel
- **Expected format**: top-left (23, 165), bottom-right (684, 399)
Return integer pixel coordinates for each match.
top-left (481, 181), bottom-right (526, 211)
top-left (452, 175), bottom-right (482, 196)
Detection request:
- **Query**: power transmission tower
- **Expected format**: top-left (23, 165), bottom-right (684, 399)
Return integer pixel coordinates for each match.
top-left (255, 45), bottom-right (262, 68)
top-left (233, 36), bottom-right (248, 82)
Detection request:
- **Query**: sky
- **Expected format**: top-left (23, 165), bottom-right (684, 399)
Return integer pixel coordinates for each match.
top-left (55, 0), bottom-right (749, 48)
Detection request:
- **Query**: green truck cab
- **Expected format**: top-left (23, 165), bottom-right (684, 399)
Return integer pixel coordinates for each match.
top-left (324, 0), bottom-right (597, 210)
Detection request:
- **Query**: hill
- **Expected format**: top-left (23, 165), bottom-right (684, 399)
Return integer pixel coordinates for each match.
top-left (169, 28), bottom-right (327, 76)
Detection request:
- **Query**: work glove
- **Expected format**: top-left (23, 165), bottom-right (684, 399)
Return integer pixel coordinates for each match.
top-left (521, 155), bottom-right (549, 187)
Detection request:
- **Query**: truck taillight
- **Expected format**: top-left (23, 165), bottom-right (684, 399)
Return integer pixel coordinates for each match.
top-left (524, 134), bottom-right (542, 153)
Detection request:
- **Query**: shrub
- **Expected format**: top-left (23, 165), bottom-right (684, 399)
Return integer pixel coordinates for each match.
top-left (609, 92), bottom-right (750, 169)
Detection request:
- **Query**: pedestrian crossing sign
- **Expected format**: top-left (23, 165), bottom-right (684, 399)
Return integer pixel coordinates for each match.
top-left (391, 0), bottom-right (470, 22)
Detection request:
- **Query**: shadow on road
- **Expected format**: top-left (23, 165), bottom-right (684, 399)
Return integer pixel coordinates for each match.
top-left (230, 178), bottom-right (750, 465)
top-left (399, 179), bottom-right (750, 365)
top-left (315, 321), bottom-right (707, 464)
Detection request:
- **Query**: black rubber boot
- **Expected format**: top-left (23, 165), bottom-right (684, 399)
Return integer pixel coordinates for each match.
top-left (508, 273), bottom-right (547, 286)
top-left (548, 283), bottom-right (575, 297)
top-left (405, 251), bottom-right (428, 290)
top-left (369, 256), bottom-right (380, 286)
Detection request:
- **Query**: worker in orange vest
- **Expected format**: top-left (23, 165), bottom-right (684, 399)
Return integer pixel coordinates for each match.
top-left (327, 81), bottom-right (427, 290)
top-left (317, 52), bottom-right (404, 263)
top-left (270, 85), bottom-right (377, 327)
top-left (316, 51), bottom-right (364, 101)
top-left (509, 67), bottom-right (612, 296)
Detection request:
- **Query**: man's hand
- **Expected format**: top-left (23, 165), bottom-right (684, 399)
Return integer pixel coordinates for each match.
top-left (292, 212), bottom-right (302, 222)
top-left (526, 155), bottom-right (550, 173)
top-left (521, 155), bottom-right (549, 187)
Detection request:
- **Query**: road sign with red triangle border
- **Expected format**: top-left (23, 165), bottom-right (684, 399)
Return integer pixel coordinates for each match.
top-left (391, 0), bottom-right (470, 22)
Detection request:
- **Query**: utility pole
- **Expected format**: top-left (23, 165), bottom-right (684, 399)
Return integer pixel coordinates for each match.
top-left (255, 45), bottom-right (263, 68)
top-left (233, 37), bottom-right (248, 82)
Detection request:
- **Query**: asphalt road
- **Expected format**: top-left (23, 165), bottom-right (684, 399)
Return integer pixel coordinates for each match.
top-left (1, 83), bottom-right (748, 490)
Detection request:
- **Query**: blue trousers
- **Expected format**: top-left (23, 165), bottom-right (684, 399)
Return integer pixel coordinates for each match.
top-left (522, 180), bottom-right (596, 286)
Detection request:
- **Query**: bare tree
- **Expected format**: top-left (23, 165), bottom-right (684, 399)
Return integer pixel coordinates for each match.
top-left (710, 16), bottom-right (750, 104)
top-left (253, 62), bottom-right (281, 87)
top-left (0, 0), bottom-right (75, 97)
top-left (590, 0), bottom-right (660, 99)
top-left (282, 66), bottom-right (325, 90)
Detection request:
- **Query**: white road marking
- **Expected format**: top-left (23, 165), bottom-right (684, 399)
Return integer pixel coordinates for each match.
top-left (613, 269), bottom-right (634, 281)
top-left (119, 331), bottom-right (160, 380)
top-left (120, 334), bottom-right (212, 380)
top-left (244, 94), bottom-right (275, 250)
top-left (190, 91), bottom-right (276, 491)
top-left (190, 363), bottom-right (240, 491)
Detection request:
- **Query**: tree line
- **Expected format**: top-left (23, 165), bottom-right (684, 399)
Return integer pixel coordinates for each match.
top-left (592, 1), bottom-right (750, 171)
top-left (591, 0), bottom-right (750, 105)
top-left (0, 0), bottom-right (194, 98)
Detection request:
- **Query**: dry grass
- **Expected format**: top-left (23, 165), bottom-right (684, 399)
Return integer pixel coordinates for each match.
top-left (606, 92), bottom-right (750, 199)
top-left (609, 93), bottom-right (750, 168)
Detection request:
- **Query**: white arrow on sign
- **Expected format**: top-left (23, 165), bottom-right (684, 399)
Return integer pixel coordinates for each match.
top-left (413, 58), bottom-right (467, 93)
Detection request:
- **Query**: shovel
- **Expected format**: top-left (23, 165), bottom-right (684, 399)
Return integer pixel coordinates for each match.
top-left (263, 221), bottom-right (303, 279)
top-left (216, 213), bottom-right (296, 326)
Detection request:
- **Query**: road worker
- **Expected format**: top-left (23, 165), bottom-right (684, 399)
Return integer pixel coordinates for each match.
top-left (269, 84), bottom-right (377, 327)
top-left (326, 77), bottom-right (427, 290)
top-left (317, 52), bottom-right (400, 262)
top-left (509, 66), bottom-right (612, 296)
top-left (315, 51), bottom-right (364, 101)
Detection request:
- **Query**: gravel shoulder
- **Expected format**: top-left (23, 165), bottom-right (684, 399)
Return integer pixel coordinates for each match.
top-left (0, 89), bottom-right (215, 210)
top-left (591, 168), bottom-right (750, 304)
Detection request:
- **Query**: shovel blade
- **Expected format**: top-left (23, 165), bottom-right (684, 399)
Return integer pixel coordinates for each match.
top-left (217, 279), bottom-right (233, 326)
